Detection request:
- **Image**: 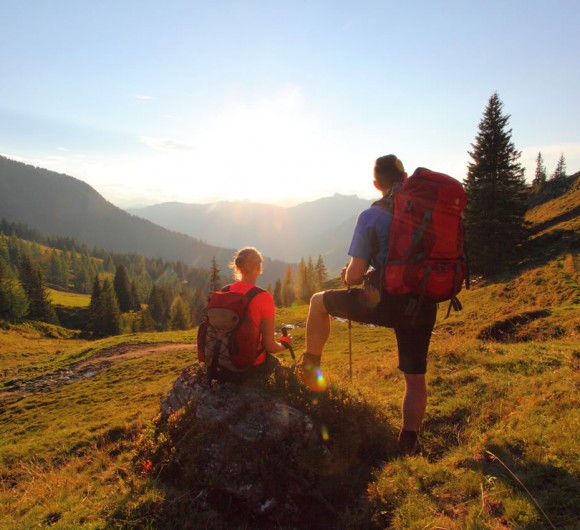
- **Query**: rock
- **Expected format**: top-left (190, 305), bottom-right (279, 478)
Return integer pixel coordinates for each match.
top-left (157, 363), bottom-right (331, 525)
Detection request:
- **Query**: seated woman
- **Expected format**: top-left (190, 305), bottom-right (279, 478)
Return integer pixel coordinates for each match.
top-left (199, 246), bottom-right (292, 382)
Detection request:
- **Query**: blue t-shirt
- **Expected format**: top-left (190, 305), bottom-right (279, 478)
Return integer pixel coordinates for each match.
top-left (348, 203), bottom-right (392, 269)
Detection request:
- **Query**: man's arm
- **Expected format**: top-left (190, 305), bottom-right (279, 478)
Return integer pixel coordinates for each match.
top-left (343, 256), bottom-right (369, 286)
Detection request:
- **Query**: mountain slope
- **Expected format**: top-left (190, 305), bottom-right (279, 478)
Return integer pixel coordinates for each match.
top-left (0, 156), bottom-right (288, 284)
top-left (128, 194), bottom-right (371, 271)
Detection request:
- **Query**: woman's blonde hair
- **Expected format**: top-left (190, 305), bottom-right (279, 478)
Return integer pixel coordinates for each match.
top-left (230, 246), bottom-right (263, 280)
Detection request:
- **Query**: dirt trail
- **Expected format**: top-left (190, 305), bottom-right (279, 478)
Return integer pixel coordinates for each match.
top-left (1, 342), bottom-right (193, 403)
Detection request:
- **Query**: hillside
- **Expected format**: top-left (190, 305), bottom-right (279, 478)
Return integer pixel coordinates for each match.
top-left (0, 172), bottom-right (578, 528)
top-left (0, 156), bottom-right (289, 285)
top-left (128, 194), bottom-right (370, 272)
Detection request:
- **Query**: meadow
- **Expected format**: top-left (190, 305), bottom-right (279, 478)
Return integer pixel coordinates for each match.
top-left (1, 250), bottom-right (578, 529)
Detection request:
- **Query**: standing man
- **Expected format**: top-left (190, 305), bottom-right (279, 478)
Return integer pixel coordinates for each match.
top-left (297, 154), bottom-right (437, 456)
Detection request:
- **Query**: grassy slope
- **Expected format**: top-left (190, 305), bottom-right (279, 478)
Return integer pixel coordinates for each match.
top-left (1, 184), bottom-right (578, 529)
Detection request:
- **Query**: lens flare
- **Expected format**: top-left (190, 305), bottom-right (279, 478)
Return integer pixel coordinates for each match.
top-left (321, 425), bottom-right (330, 442)
top-left (316, 369), bottom-right (327, 391)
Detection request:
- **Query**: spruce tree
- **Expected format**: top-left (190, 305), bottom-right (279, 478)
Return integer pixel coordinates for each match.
top-left (209, 257), bottom-right (221, 293)
top-left (464, 93), bottom-right (528, 276)
top-left (170, 295), bottom-right (191, 330)
top-left (550, 154), bottom-right (567, 180)
top-left (148, 285), bottom-right (165, 324)
top-left (282, 266), bottom-right (296, 307)
top-left (113, 264), bottom-right (133, 312)
top-left (0, 258), bottom-right (29, 322)
top-left (88, 276), bottom-right (105, 334)
top-left (88, 276), bottom-right (122, 336)
top-left (101, 278), bottom-right (122, 335)
top-left (273, 279), bottom-right (282, 306)
top-left (315, 255), bottom-right (328, 291)
top-left (532, 152), bottom-right (547, 192)
top-left (18, 255), bottom-right (59, 324)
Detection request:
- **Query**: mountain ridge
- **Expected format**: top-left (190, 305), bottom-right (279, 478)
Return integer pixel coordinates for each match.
top-left (0, 156), bottom-right (288, 284)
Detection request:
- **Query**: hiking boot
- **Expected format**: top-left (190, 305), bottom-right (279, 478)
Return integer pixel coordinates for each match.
top-left (398, 429), bottom-right (421, 457)
top-left (296, 352), bottom-right (327, 392)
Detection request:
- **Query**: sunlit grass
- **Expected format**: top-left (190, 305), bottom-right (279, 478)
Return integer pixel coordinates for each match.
top-left (1, 253), bottom-right (579, 528)
top-left (48, 288), bottom-right (91, 308)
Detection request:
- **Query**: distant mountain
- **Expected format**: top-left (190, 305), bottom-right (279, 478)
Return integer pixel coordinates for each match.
top-left (0, 156), bottom-right (288, 285)
top-left (128, 194), bottom-right (371, 273)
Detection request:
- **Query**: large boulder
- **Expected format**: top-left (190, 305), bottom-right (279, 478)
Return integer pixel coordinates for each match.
top-left (136, 363), bottom-right (393, 529)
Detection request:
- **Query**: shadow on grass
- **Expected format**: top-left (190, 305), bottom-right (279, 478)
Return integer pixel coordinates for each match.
top-left (467, 442), bottom-right (580, 530)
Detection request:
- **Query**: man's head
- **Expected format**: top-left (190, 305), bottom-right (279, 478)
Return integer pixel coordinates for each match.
top-left (374, 154), bottom-right (406, 190)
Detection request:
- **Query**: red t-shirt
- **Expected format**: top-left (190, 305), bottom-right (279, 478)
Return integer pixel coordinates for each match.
top-left (227, 281), bottom-right (275, 365)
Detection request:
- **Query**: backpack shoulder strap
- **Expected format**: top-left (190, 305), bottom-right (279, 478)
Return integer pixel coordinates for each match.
top-left (245, 285), bottom-right (265, 302)
top-left (221, 284), bottom-right (231, 292)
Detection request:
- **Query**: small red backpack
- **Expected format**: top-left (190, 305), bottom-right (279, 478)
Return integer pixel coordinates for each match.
top-left (382, 168), bottom-right (468, 316)
top-left (197, 285), bottom-right (264, 381)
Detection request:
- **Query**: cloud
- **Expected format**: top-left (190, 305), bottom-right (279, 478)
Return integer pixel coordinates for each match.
top-left (135, 94), bottom-right (154, 100)
top-left (139, 136), bottom-right (194, 152)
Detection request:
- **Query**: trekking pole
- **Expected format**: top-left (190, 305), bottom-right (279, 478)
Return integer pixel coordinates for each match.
top-left (281, 325), bottom-right (296, 363)
top-left (343, 260), bottom-right (353, 383)
top-left (347, 286), bottom-right (353, 383)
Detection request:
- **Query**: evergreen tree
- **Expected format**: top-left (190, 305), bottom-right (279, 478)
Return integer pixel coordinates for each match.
top-left (273, 279), bottom-right (282, 306)
top-left (464, 93), bottom-right (527, 276)
top-left (315, 255), bottom-right (328, 291)
top-left (297, 258), bottom-right (310, 302)
top-left (18, 255), bottom-right (59, 324)
top-left (209, 256), bottom-right (221, 293)
top-left (130, 280), bottom-right (141, 311)
top-left (170, 295), bottom-right (191, 330)
top-left (88, 276), bottom-right (122, 336)
top-left (148, 285), bottom-right (165, 325)
top-left (0, 258), bottom-right (29, 322)
top-left (101, 278), bottom-right (122, 335)
top-left (113, 264), bottom-right (133, 312)
top-left (87, 276), bottom-right (105, 334)
top-left (282, 266), bottom-right (296, 307)
top-left (531, 152), bottom-right (547, 192)
top-left (550, 153), bottom-right (567, 180)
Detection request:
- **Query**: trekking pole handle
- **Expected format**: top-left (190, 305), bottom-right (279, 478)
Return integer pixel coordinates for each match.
top-left (281, 325), bottom-right (296, 360)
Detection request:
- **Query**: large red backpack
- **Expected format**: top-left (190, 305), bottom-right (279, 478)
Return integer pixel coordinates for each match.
top-left (197, 285), bottom-right (264, 382)
top-left (383, 168), bottom-right (468, 316)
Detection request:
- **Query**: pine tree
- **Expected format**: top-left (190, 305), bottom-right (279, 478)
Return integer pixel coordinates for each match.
top-left (101, 278), bottom-right (123, 335)
top-left (550, 154), bottom-right (567, 180)
top-left (130, 280), bottom-right (141, 311)
top-left (18, 255), bottom-right (59, 324)
top-left (315, 255), bottom-right (328, 291)
top-left (88, 276), bottom-right (122, 336)
top-left (170, 295), bottom-right (191, 330)
top-left (87, 276), bottom-right (105, 334)
top-left (282, 266), bottom-right (296, 307)
top-left (148, 285), bottom-right (165, 325)
top-left (0, 258), bottom-right (29, 322)
top-left (531, 152), bottom-right (547, 192)
top-left (209, 257), bottom-right (221, 293)
top-left (464, 93), bottom-right (528, 276)
top-left (273, 279), bottom-right (282, 306)
top-left (297, 258), bottom-right (310, 302)
top-left (113, 264), bottom-right (133, 312)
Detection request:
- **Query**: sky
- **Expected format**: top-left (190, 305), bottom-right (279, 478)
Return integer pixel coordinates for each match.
top-left (1, 0), bottom-right (579, 208)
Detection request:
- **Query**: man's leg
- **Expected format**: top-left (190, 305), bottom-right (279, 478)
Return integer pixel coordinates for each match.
top-left (304, 291), bottom-right (330, 358)
top-left (402, 373), bottom-right (427, 431)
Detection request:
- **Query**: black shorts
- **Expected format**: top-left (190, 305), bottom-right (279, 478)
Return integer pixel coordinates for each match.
top-left (322, 288), bottom-right (437, 375)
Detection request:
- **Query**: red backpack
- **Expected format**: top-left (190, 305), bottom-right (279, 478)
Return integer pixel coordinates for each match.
top-left (197, 285), bottom-right (264, 382)
top-left (382, 168), bottom-right (468, 316)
